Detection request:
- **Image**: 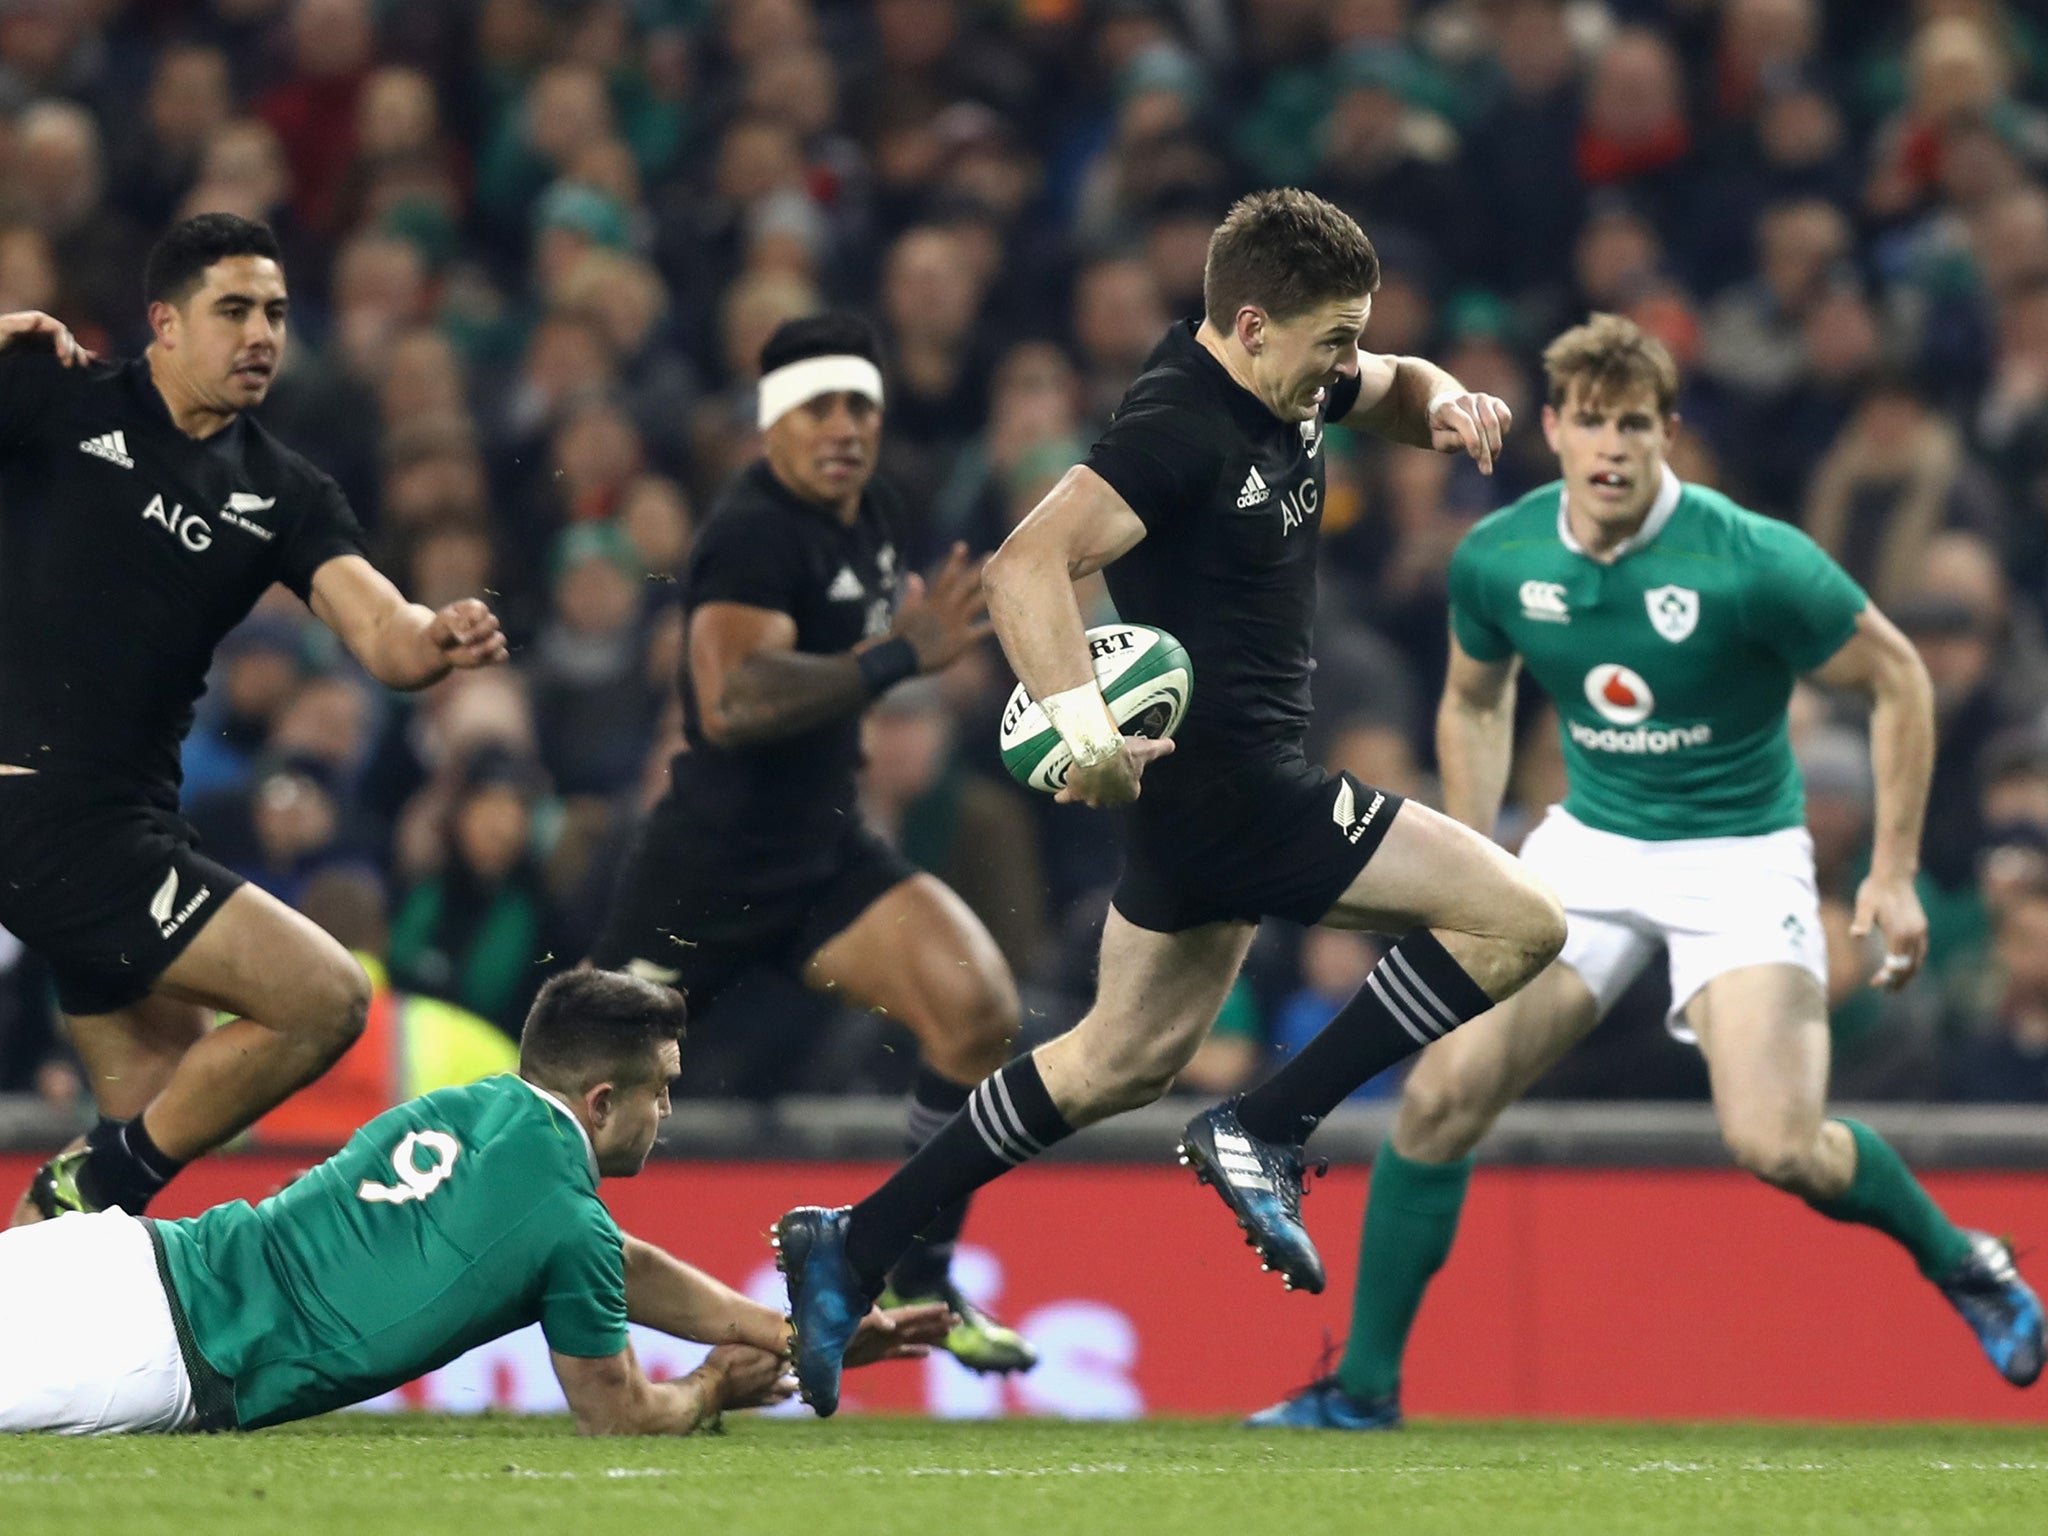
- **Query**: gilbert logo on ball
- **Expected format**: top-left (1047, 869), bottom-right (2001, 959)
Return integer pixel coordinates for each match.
top-left (1000, 624), bottom-right (1193, 793)
top-left (1584, 663), bottom-right (1654, 726)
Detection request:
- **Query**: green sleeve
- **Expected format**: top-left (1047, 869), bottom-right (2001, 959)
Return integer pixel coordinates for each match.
top-left (539, 1198), bottom-right (630, 1359)
top-left (1446, 533), bottom-right (1514, 662)
top-left (1738, 516), bottom-right (1868, 671)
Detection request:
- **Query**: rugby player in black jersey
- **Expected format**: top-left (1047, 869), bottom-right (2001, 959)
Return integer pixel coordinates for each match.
top-left (590, 314), bottom-right (1035, 1374)
top-left (775, 190), bottom-right (1570, 1415)
top-left (5, 213), bottom-right (507, 1226)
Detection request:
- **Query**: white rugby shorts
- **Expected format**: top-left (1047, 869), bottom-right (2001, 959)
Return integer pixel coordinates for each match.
top-left (0, 1208), bottom-right (195, 1434)
top-left (1517, 805), bottom-right (1828, 1040)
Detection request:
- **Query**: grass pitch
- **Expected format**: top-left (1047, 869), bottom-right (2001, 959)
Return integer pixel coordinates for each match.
top-left (4, 1417), bottom-right (2045, 1536)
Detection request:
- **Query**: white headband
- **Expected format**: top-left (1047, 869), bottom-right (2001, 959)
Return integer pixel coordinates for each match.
top-left (756, 354), bottom-right (886, 430)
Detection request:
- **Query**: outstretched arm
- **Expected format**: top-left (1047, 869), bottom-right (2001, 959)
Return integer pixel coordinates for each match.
top-left (623, 1233), bottom-right (951, 1363)
top-left (1806, 604), bottom-right (1934, 989)
top-left (308, 554), bottom-right (507, 690)
top-left (982, 465), bottom-right (1173, 809)
top-left (1343, 352), bottom-right (1512, 474)
top-left (623, 1234), bottom-right (791, 1353)
top-left (693, 544), bottom-right (990, 749)
top-left (551, 1341), bottom-right (791, 1436)
top-left (1436, 629), bottom-right (1522, 837)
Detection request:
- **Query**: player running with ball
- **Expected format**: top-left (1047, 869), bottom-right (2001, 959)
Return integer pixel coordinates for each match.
top-left (1253, 314), bottom-right (2044, 1431)
top-left (776, 189), bottom-right (1568, 1415)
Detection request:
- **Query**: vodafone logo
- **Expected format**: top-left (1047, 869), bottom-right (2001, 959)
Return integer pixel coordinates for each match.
top-left (1585, 663), bottom-right (1654, 725)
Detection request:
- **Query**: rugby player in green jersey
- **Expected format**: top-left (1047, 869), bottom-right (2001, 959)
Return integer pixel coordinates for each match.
top-left (1254, 313), bottom-right (2045, 1430)
top-left (0, 969), bottom-right (943, 1434)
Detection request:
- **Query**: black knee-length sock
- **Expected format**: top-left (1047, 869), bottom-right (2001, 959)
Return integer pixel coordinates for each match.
top-left (1235, 930), bottom-right (1494, 1143)
top-left (844, 1054), bottom-right (1074, 1292)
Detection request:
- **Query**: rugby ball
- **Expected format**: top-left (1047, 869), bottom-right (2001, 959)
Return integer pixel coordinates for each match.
top-left (999, 623), bottom-right (1193, 794)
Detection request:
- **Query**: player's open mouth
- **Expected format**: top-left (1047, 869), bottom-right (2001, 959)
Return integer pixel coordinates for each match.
top-left (1589, 471), bottom-right (1631, 492)
top-left (233, 362), bottom-right (274, 383)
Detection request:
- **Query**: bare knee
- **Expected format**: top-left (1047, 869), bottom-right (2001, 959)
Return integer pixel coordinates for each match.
top-left (1723, 1123), bottom-right (1819, 1192)
top-left (1513, 878), bottom-right (1569, 980)
top-left (1395, 1052), bottom-right (1505, 1162)
top-left (1046, 1013), bottom-right (1201, 1121)
top-left (300, 956), bottom-right (372, 1060)
top-left (917, 967), bottom-right (1020, 1078)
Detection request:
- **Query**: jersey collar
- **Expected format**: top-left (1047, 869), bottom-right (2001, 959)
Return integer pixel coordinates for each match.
top-left (1557, 463), bottom-right (1682, 560)
top-left (513, 1074), bottom-right (600, 1182)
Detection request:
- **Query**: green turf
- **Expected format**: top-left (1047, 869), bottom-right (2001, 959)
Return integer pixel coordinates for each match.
top-left (4, 1417), bottom-right (2047, 1536)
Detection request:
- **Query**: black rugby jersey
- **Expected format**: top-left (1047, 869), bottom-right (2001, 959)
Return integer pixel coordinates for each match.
top-left (667, 460), bottom-right (904, 869)
top-left (1084, 320), bottom-right (1364, 778)
top-left (0, 346), bottom-right (366, 798)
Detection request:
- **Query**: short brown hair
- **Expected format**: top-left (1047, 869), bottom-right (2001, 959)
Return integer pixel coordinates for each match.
top-left (1542, 313), bottom-right (1680, 415)
top-left (1203, 189), bottom-right (1381, 331)
top-left (520, 968), bottom-right (687, 1092)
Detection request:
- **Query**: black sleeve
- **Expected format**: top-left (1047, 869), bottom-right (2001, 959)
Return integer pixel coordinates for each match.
top-left (1082, 383), bottom-right (1229, 530)
top-left (0, 347), bottom-right (65, 460)
top-left (276, 469), bottom-right (370, 601)
top-left (687, 503), bottom-right (806, 614)
top-left (1326, 368), bottom-right (1365, 422)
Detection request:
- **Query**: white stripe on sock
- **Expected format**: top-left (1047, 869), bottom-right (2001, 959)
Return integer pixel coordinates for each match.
top-left (1387, 947), bottom-right (1462, 1031)
top-left (1372, 961), bottom-right (1447, 1040)
top-left (967, 1086), bottom-right (1026, 1163)
top-left (1367, 970), bottom-right (1438, 1047)
top-left (987, 1071), bottom-right (1045, 1157)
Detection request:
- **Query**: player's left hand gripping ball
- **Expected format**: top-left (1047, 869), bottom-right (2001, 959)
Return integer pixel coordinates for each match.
top-left (428, 597), bottom-right (509, 670)
top-left (1428, 391), bottom-right (1513, 475)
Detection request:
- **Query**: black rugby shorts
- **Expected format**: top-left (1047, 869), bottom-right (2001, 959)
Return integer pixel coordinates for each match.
top-left (590, 815), bottom-right (919, 1016)
top-left (1113, 751), bottom-right (1405, 933)
top-left (0, 774), bottom-right (244, 1015)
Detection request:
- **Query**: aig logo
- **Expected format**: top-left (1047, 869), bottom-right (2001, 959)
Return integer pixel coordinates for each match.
top-left (1279, 478), bottom-right (1319, 534)
top-left (142, 493), bottom-right (211, 552)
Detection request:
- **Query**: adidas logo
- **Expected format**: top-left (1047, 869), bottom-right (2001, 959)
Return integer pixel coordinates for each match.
top-left (1236, 466), bottom-right (1270, 508)
top-left (826, 565), bottom-right (865, 601)
top-left (80, 430), bottom-right (132, 468)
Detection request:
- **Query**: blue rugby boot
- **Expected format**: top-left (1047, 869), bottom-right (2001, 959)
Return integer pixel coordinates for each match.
top-left (1179, 1097), bottom-right (1326, 1293)
top-left (1938, 1231), bottom-right (2045, 1387)
top-left (1245, 1378), bottom-right (1403, 1430)
top-left (772, 1205), bottom-right (871, 1417)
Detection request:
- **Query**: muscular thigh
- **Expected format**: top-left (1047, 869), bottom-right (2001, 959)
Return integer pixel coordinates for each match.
top-left (802, 873), bottom-right (1017, 1030)
top-left (154, 882), bottom-right (361, 1026)
top-left (1323, 797), bottom-right (1552, 939)
top-left (1687, 963), bottom-right (1832, 1138)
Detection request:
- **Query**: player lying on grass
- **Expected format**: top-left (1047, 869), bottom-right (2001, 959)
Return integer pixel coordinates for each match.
top-left (774, 188), bottom-right (1567, 1417)
top-left (1252, 314), bottom-right (2044, 1431)
top-left (0, 968), bottom-right (944, 1435)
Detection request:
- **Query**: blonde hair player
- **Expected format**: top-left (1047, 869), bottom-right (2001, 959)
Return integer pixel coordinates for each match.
top-left (1252, 312), bottom-right (2043, 1430)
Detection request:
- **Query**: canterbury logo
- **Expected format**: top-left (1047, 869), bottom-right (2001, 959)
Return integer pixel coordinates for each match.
top-left (826, 565), bottom-right (865, 601)
top-left (80, 431), bottom-right (132, 468)
top-left (1236, 466), bottom-right (1271, 507)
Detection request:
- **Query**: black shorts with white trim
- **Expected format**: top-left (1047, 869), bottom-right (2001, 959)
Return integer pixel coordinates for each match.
top-left (1112, 748), bottom-right (1404, 933)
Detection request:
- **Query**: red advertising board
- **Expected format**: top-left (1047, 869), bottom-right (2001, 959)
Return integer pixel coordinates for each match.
top-left (8, 1154), bottom-right (2047, 1422)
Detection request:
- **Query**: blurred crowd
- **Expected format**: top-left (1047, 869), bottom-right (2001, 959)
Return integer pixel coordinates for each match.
top-left (8, 0), bottom-right (2048, 1115)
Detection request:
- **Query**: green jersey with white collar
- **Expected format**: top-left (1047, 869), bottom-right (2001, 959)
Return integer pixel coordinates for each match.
top-left (1446, 467), bottom-right (1867, 840)
top-left (148, 1074), bottom-right (628, 1430)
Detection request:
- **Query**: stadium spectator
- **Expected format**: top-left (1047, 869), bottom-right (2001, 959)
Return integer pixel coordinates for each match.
top-left (1948, 868), bottom-right (2048, 1101)
top-left (389, 747), bottom-right (565, 1038)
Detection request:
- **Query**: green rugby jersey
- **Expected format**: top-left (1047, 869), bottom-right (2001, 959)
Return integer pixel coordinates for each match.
top-left (149, 1074), bottom-right (627, 1430)
top-left (1446, 467), bottom-right (1866, 841)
